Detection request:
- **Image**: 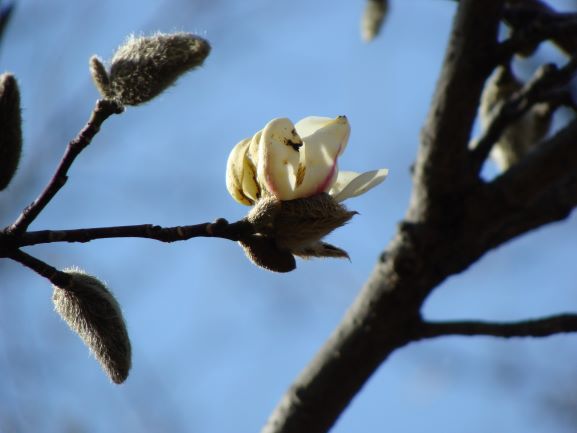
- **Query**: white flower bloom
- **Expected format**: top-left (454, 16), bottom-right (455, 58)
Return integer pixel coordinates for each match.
top-left (226, 115), bottom-right (388, 205)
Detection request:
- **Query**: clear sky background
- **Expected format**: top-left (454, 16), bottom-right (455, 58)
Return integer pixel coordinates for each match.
top-left (1, 0), bottom-right (577, 432)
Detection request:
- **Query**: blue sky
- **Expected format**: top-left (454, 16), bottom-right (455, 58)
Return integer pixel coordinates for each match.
top-left (1, 1), bottom-right (577, 432)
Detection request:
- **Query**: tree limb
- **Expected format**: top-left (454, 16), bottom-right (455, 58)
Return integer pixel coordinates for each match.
top-left (262, 2), bottom-right (506, 432)
top-left (417, 314), bottom-right (577, 339)
top-left (5, 99), bottom-right (123, 235)
top-left (15, 218), bottom-right (254, 247)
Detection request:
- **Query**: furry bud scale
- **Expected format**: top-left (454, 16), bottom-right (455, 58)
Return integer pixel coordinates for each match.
top-left (52, 268), bottom-right (131, 384)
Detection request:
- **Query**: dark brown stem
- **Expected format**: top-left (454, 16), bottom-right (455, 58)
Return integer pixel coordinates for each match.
top-left (7, 249), bottom-right (72, 288)
top-left (16, 219), bottom-right (254, 247)
top-left (6, 99), bottom-right (123, 235)
top-left (417, 314), bottom-right (577, 339)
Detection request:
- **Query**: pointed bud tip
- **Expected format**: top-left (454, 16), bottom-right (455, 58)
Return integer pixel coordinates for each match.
top-left (101, 32), bottom-right (211, 105)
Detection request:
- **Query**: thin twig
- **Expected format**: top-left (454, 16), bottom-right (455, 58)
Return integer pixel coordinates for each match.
top-left (470, 56), bottom-right (577, 174)
top-left (6, 249), bottom-right (72, 288)
top-left (417, 314), bottom-right (577, 339)
top-left (6, 99), bottom-right (123, 235)
top-left (16, 218), bottom-right (255, 247)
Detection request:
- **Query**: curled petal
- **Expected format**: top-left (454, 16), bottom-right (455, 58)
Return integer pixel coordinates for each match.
top-left (329, 169), bottom-right (388, 202)
top-left (293, 116), bottom-right (350, 197)
top-left (226, 137), bottom-right (260, 205)
top-left (257, 118), bottom-right (303, 200)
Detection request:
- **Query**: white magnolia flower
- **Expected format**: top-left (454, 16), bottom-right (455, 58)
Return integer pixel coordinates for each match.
top-left (226, 115), bottom-right (388, 205)
top-left (225, 115), bottom-right (388, 273)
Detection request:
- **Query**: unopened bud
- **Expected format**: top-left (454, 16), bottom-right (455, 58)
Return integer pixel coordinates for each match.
top-left (0, 73), bottom-right (22, 190)
top-left (241, 193), bottom-right (355, 271)
top-left (52, 267), bottom-right (131, 384)
top-left (90, 32), bottom-right (211, 105)
top-left (361, 0), bottom-right (389, 42)
top-left (480, 66), bottom-right (552, 171)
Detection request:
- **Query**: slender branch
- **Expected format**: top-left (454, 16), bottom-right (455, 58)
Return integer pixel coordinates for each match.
top-left (503, 0), bottom-right (577, 56)
top-left (470, 56), bottom-right (577, 174)
top-left (16, 218), bottom-right (254, 247)
top-left (6, 99), bottom-right (123, 235)
top-left (417, 314), bottom-right (577, 339)
top-left (6, 249), bottom-right (72, 288)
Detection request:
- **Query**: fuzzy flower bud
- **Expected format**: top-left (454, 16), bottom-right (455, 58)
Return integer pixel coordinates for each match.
top-left (226, 116), bottom-right (388, 272)
top-left (361, 0), bottom-right (389, 42)
top-left (480, 65), bottom-right (552, 171)
top-left (90, 32), bottom-right (210, 106)
top-left (0, 73), bottom-right (22, 190)
top-left (52, 267), bottom-right (131, 384)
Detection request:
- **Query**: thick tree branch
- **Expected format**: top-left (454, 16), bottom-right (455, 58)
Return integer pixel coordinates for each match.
top-left (5, 99), bottom-right (123, 235)
top-left (15, 219), bottom-right (254, 247)
top-left (417, 314), bottom-right (577, 339)
top-left (262, 2), bottom-right (506, 432)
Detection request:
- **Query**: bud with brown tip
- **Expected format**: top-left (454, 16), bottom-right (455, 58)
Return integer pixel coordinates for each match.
top-left (0, 73), bottom-right (22, 190)
top-left (52, 267), bottom-right (131, 384)
top-left (90, 32), bottom-right (211, 106)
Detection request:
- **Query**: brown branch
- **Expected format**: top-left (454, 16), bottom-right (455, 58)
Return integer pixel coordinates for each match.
top-left (412, 0), bottom-right (503, 213)
top-left (15, 218), bottom-right (254, 247)
top-left (417, 314), bottom-right (577, 339)
top-left (5, 99), bottom-right (123, 235)
top-left (470, 56), bottom-right (577, 174)
top-left (503, 0), bottom-right (577, 56)
top-left (6, 249), bottom-right (72, 288)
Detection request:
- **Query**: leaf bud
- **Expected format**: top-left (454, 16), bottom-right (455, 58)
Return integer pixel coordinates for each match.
top-left (52, 267), bottom-right (131, 384)
top-left (90, 32), bottom-right (211, 105)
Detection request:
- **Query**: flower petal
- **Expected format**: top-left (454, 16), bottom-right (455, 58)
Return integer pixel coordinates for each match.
top-left (329, 169), bottom-right (389, 202)
top-left (257, 118), bottom-right (303, 200)
top-left (294, 116), bottom-right (350, 197)
top-left (226, 137), bottom-right (260, 205)
top-left (294, 116), bottom-right (335, 138)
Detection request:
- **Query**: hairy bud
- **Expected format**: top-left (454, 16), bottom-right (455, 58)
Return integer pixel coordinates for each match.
top-left (480, 65), bottom-right (552, 171)
top-left (239, 235), bottom-right (296, 273)
top-left (0, 73), bottom-right (22, 190)
top-left (90, 32), bottom-right (211, 105)
top-left (52, 267), bottom-right (131, 384)
top-left (241, 193), bottom-right (356, 272)
top-left (361, 0), bottom-right (389, 42)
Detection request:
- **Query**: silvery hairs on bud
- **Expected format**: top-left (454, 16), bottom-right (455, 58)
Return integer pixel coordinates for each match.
top-left (361, 0), bottom-right (389, 42)
top-left (244, 193), bottom-right (356, 271)
top-left (0, 73), bottom-right (22, 190)
top-left (90, 32), bottom-right (210, 106)
top-left (52, 267), bottom-right (131, 384)
top-left (479, 65), bottom-right (552, 171)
